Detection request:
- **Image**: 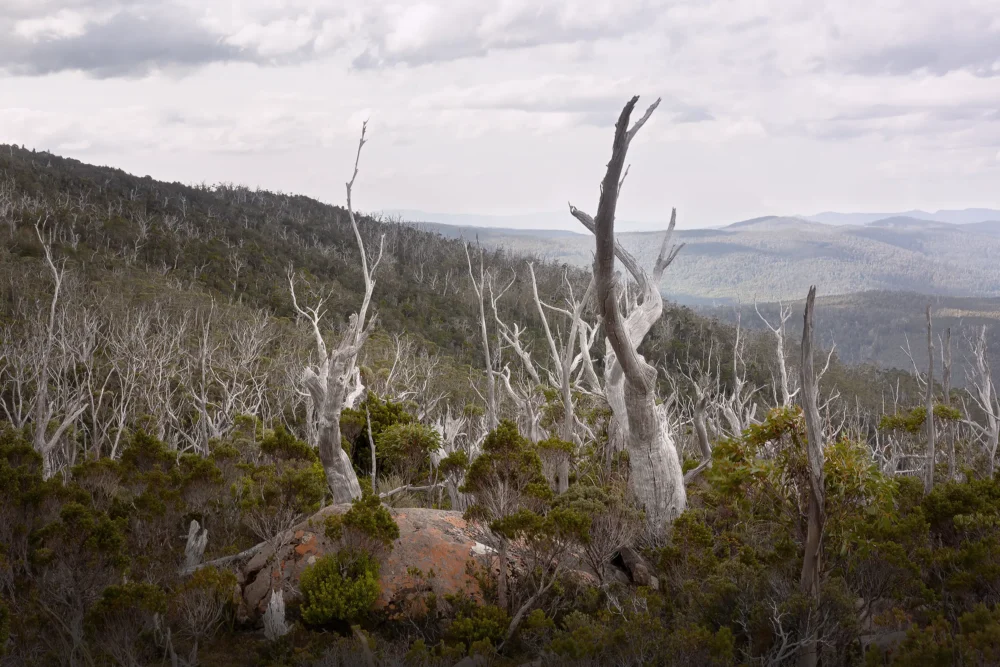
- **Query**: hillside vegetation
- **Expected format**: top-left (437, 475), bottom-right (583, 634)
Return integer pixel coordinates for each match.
top-left (2, 141), bottom-right (1000, 666)
top-left (707, 291), bottom-right (1000, 385)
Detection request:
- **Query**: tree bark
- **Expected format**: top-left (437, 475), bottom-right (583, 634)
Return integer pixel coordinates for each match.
top-left (798, 286), bottom-right (825, 667)
top-left (290, 123), bottom-right (380, 504)
top-left (466, 243), bottom-right (499, 429)
top-left (924, 306), bottom-right (936, 495)
top-left (693, 391), bottom-right (713, 461)
top-left (942, 327), bottom-right (954, 479)
top-left (572, 96), bottom-right (685, 533)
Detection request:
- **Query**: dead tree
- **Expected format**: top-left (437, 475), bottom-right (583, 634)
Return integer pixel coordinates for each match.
top-left (529, 265), bottom-right (595, 446)
top-left (430, 407), bottom-right (475, 511)
top-left (288, 122), bottom-right (383, 504)
top-left (677, 361), bottom-right (715, 465)
top-left (965, 326), bottom-right (999, 476)
top-left (798, 286), bottom-right (825, 667)
top-left (493, 264), bottom-right (595, 491)
top-left (568, 95), bottom-right (686, 533)
top-left (720, 314), bottom-right (760, 437)
top-left (924, 306), bottom-right (936, 495)
top-left (465, 242), bottom-right (500, 429)
top-left (756, 300), bottom-right (798, 407)
top-left (32, 218), bottom-right (90, 478)
top-left (941, 327), bottom-right (954, 479)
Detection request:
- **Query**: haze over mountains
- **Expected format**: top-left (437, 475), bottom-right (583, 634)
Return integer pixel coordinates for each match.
top-left (387, 208), bottom-right (1000, 232)
top-left (804, 208), bottom-right (1000, 226)
top-left (410, 210), bottom-right (1000, 305)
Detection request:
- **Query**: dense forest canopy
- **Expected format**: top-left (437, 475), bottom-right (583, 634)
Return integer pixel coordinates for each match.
top-left (2, 120), bottom-right (1000, 667)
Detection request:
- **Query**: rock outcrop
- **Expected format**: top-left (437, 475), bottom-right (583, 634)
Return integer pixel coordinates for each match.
top-left (237, 505), bottom-right (489, 623)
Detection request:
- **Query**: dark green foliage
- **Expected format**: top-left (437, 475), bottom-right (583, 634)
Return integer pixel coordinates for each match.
top-left (342, 394), bottom-right (416, 474)
top-left (86, 582), bottom-right (167, 666)
top-left (324, 480), bottom-right (401, 561)
top-left (376, 422), bottom-right (441, 484)
top-left (261, 424), bottom-right (319, 462)
top-left (438, 449), bottom-right (469, 477)
top-left (298, 551), bottom-right (382, 626)
top-left (880, 404), bottom-right (963, 434)
top-left (445, 603), bottom-right (509, 652)
top-left (235, 427), bottom-right (326, 542)
top-left (462, 420), bottom-right (552, 521)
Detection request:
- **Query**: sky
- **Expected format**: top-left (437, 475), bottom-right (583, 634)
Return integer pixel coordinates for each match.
top-left (1, 0), bottom-right (999, 230)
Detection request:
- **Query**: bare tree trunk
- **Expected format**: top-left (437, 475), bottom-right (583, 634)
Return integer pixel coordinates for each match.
top-left (967, 327), bottom-right (1000, 477)
top-left (693, 391), bottom-right (713, 462)
top-left (498, 540), bottom-right (508, 611)
top-left (924, 306), bottom-right (936, 495)
top-left (798, 286), bottom-right (826, 667)
top-left (756, 301), bottom-right (796, 407)
top-left (289, 123), bottom-right (383, 504)
top-left (569, 96), bottom-right (686, 533)
top-left (942, 327), bottom-right (954, 479)
top-left (32, 218), bottom-right (90, 478)
top-left (183, 520), bottom-right (208, 572)
top-left (366, 406), bottom-right (376, 486)
top-left (466, 243), bottom-right (499, 429)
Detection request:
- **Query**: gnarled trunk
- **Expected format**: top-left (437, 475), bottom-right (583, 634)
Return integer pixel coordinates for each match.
top-left (798, 287), bottom-right (826, 667)
top-left (569, 96), bottom-right (686, 533)
top-left (290, 123), bottom-right (382, 504)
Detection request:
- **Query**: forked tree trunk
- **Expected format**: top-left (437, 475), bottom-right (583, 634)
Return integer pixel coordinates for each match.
top-left (290, 123), bottom-right (382, 504)
top-left (968, 327), bottom-right (1000, 477)
top-left (570, 96), bottom-right (685, 533)
top-left (798, 286), bottom-right (826, 667)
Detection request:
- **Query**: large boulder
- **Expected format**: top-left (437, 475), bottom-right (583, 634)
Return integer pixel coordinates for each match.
top-left (238, 505), bottom-right (490, 622)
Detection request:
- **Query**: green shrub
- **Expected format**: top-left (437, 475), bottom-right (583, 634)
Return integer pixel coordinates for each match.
top-left (445, 604), bottom-right (509, 651)
top-left (298, 550), bottom-right (381, 626)
top-left (377, 422), bottom-right (441, 483)
top-left (324, 479), bottom-right (400, 560)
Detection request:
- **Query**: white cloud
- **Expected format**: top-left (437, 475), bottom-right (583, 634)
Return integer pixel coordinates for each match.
top-left (0, 0), bottom-right (998, 227)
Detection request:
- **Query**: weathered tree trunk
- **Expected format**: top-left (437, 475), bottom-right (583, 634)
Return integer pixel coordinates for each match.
top-left (968, 327), bottom-right (1000, 477)
top-left (924, 306), bottom-right (936, 495)
top-left (183, 520), bottom-right (208, 572)
top-left (756, 301), bottom-right (796, 407)
top-left (693, 390), bottom-right (713, 462)
top-left (263, 590), bottom-right (289, 641)
top-left (290, 123), bottom-right (382, 504)
top-left (798, 286), bottom-right (826, 667)
top-left (466, 243), bottom-right (499, 429)
top-left (570, 96), bottom-right (685, 533)
top-left (32, 218), bottom-right (89, 479)
top-left (498, 540), bottom-right (509, 611)
top-left (942, 327), bottom-right (954, 479)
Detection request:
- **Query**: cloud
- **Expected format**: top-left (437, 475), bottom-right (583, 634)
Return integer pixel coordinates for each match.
top-left (816, 0), bottom-right (1000, 78)
top-left (0, 7), bottom-right (254, 77)
top-left (349, 0), bottom-right (663, 69)
top-left (2, 0), bottom-right (1000, 226)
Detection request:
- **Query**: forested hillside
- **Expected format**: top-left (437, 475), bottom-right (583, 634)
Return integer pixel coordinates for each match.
top-left (3, 134), bottom-right (1000, 667)
top-left (415, 214), bottom-right (1000, 303)
top-left (706, 291), bottom-right (1000, 386)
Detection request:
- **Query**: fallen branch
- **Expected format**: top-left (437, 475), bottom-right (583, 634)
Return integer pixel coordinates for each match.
top-left (181, 540), bottom-right (268, 576)
top-left (380, 482), bottom-right (445, 500)
top-left (683, 458), bottom-right (712, 484)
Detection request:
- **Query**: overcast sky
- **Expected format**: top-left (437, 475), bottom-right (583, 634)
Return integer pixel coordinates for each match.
top-left (2, 0), bottom-right (999, 230)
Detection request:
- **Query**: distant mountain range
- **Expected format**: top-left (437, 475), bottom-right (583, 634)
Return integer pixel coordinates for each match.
top-left (803, 208), bottom-right (1000, 226)
top-left (387, 207), bottom-right (1000, 232)
top-left (408, 213), bottom-right (1000, 304)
